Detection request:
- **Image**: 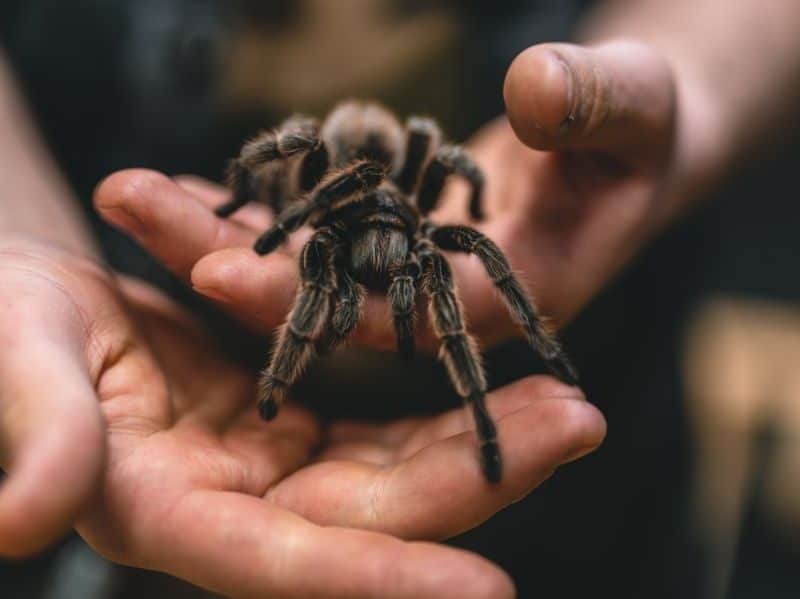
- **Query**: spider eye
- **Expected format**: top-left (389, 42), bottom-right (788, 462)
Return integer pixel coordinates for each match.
top-left (356, 163), bottom-right (386, 186)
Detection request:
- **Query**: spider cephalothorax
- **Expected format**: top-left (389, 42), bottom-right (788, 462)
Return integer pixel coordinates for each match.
top-left (216, 99), bottom-right (577, 482)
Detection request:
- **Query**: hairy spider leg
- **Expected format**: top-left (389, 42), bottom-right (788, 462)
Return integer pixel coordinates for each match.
top-left (253, 160), bottom-right (386, 255)
top-left (388, 252), bottom-right (421, 359)
top-left (394, 117), bottom-right (442, 194)
top-left (417, 145), bottom-right (485, 220)
top-left (418, 241), bottom-right (501, 483)
top-left (429, 224), bottom-right (579, 385)
top-left (216, 115), bottom-right (326, 217)
top-left (297, 139), bottom-right (330, 194)
top-left (259, 162), bottom-right (289, 214)
top-left (316, 260), bottom-right (364, 355)
top-left (257, 227), bottom-right (342, 420)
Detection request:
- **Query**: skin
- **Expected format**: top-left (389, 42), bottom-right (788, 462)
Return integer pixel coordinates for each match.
top-left (99, 25), bottom-right (799, 350)
top-left (95, 41), bottom-right (680, 352)
top-left (3, 0), bottom-right (800, 594)
top-left (0, 236), bottom-right (604, 599)
top-left (0, 49), bottom-right (607, 597)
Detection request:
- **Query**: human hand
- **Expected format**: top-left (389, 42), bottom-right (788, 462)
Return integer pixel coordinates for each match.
top-left (430, 39), bottom-right (690, 345)
top-left (94, 41), bottom-right (696, 354)
top-left (0, 238), bottom-right (604, 598)
top-left (381, 39), bottom-right (706, 346)
top-left (0, 239), bottom-right (106, 557)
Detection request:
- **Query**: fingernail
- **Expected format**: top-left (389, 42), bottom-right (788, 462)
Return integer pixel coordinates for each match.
top-left (552, 52), bottom-right (576, 136)
top-left (562, 443), bottom-right (598, 465)
top-left (102, 204), bottom-right (147, 237)
top-left (547, 381), bottom-right (586, 401)
top-left (192, 284), bottom-right (229, 303)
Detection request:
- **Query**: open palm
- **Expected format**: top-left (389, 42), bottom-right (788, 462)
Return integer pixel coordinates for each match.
top-left (0, 239), bottom-right (603, 598)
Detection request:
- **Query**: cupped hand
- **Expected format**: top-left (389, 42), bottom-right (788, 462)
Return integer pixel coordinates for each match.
top-left (0, 238), bottom-right (604, 598)
top-left (94, 40), bottom-right (688, 353)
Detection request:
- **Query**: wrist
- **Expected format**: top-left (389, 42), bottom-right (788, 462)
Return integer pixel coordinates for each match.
top-left (0, 228), bottom-right (96, 260)
top-left (0, 54), bottom-right (98, 258)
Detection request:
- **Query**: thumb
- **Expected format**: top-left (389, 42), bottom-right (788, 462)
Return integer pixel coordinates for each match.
top-left (0, 303), bottom-right (105, 558)
top-left (503, 40), bottom-right (675, 164)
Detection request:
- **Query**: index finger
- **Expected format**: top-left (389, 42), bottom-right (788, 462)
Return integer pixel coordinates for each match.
top-left (94, 169), bottom-right (256, 279)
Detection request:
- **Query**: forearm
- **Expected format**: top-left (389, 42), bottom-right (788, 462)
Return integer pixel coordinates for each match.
top-left (0, 51), bottom-right (97, 256)
top-left (582, 1), bottom-right (800, 200)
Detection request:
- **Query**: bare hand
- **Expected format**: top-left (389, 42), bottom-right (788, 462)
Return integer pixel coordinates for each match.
top-left (94, 40), bottom-right (688, 355)
top-left (0, 238), bottom-right (604, 598)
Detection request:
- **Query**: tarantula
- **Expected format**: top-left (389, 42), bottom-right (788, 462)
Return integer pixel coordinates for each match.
top-left (215, 100), bottom-right (577, 483)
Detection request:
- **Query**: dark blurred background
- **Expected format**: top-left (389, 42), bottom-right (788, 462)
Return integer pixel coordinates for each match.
top-left (1, 1), bottom-right (799, 598)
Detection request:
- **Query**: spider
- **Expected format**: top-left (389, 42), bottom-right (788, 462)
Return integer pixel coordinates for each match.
top-left (215, 100), bottom-right (578, 483)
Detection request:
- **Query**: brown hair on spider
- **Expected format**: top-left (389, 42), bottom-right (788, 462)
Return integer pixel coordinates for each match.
top-left (216, 99), bottom-right (578, 483)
